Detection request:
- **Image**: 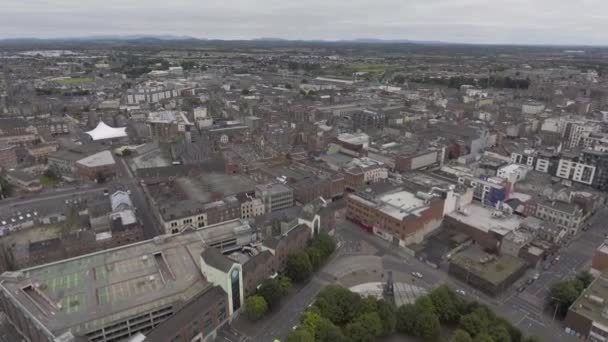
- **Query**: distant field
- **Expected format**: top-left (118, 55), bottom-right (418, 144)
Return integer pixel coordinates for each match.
top-left (56, 77), bottom-right (94, 85)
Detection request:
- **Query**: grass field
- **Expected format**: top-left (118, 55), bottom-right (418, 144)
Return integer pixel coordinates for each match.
top-left (56, 77), bottom-right (94, 86)
top-left (39, 175), bottom-right (58, 187)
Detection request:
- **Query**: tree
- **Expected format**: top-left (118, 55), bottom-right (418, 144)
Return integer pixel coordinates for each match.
top-left (306, 247), bottom-right (322, 270)
top-left (286, 251), bottom-right (313, 282)
top-left (241, 89), bottom-right (250, 95)
top-left (488, 324), bottom-right (512, 342)
top-left (258, 278), bottom-right (283, 308)
top-left (300, 309), bottom-right (323, 332)
top-left (429, 286), bottom-right (464, 324)
top-left (314, 285), bottom-right (361, 325)
top-left (0, 177), bottom-right (13, 199)
top-left (522, 337), bottom-right (542, 342)
top-left (278, 275), bottom-right (292, 295)
top-left (245, 295), bottom-right (267, 320)
top-left (315, 317), bottom-right (345, 342)
top-left (460, 313), bottom-right (487, 337)
top-left (396, 304), bottom-right (417, 334)
top-left (452, 329), bottom-right (473, 342)
top-left (473, 333), bottom-right (494, 342)
top-left (548, 278), bottom-right (584, 318)
top-left (376, 299), bottom-right (396, 336)
top-left (576, 271), bottom-right (594, 289)
top-left (285, 83), bottom-right (293, 89)
top-left (311, 233), bottom-right (336, 259)
top-left (43, 169), bottom-right (58, 180)
top-left (354, 312), bottom-right (383, 338)
top-left (344, 321), bottom-right (374, 342)
top-left (414, 310), bottom-right (441, 341)
top-left (285, 329), bottom-right (314, 342)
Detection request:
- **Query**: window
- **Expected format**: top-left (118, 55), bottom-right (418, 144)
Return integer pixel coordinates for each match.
top-left (204, 317), bottom-right (214, 335)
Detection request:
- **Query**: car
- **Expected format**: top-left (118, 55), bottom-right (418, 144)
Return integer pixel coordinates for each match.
top-left (456, 289), bottom-right (466, 296)
top-left (533, 273), bottom-right (540, 280)
top-left (526, 278), bottom-right (534, 285)
top-left (103, 189), bottom-right (109, 196)
top-left (411, 272), bottom-right (423, 279)
top-left (517, 286), bottom-right (526, 293)
top-left (127, 189), bottom-right (131, 195)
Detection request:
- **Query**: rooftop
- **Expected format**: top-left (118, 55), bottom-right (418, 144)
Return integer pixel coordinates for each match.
top-left (85, 121), bottom-right (127, 141)
top-left (350, 189), bottom-right (432, 221)
top-left (447, 204), bottom-right (523, 235)
top-left (451, 246), bottom-right (527, 285)
top-left (147, 111), bottom-right (192, 125)
top-left (570, 271), bottom-right (608, 328)
top-left (76, 150), bottom-right (115, 168)
top-left (0, 229), bottom-right (217, 338)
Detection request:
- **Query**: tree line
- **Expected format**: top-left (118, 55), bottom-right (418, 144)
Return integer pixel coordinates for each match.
top-left (245, 233), bottom-right (337, 320)
top-left (285, 285), bottom-right (542, 342)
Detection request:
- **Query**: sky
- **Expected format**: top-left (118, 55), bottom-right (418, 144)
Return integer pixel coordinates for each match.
top-left (1, 0), bottom-right (607, 45)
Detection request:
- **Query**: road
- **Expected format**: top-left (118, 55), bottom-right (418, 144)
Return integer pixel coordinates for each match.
top-left (223, 207), bottom-right (608, 342)
top-left (115, 157), bottom-right (161, 239)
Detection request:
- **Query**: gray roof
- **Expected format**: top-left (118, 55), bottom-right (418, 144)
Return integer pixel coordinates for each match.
top-left (201, 247), bottom-right (234, 272)
top-left (76, 150), bottom-right (115, 168)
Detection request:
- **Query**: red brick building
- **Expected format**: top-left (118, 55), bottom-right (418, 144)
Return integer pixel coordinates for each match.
top-left (75, 150), bottom-right (116, 181)
top-left (347, 189), bottom-right (444, 246)
top-left (0, 144), bottom-right (17, 171)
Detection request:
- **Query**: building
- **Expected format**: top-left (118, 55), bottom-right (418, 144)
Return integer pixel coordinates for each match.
top-left (592, 243), bottom-right (608, 275)
top-left (75, 150), bottom-right (117, 182)
top-left (444, 203), bottom-right (524, 252)
top-left (565, 271), bottom-right (608, 340)
top-left (497, 164), bottom-right (529, 185)
top-left (351, 109), bottom-right (386, 130)
top-left (255, 183), bottom-right (294, 213)
top-left (343, 157), bottom-right (388, 184)
top-left (85, 121), bottom-right (128, 142)
top-left (48, 149), bottom-right (85, 179)
top-left (346, 188), bottom-right (444, 246)
top-left (0, 118), bottom-right (38, 146)
top-left (126, 84), bottom-right (180, 105)
top-left (448, 245), bottom-right (527, 296)
top-left (0, 224), bottom-right (247, 342)
top-left (556, 156), bottom-right (596, 186)
top-left (4, 170), bottom-right (42, 192)
top-left (147, 111), bottom-right (193, 143)
top-left (236, 193), bottom-right (265, 220)
top-left (535, 200), bottom-right (586, 235)
top-left (395, 148), bottom-right (445, 173)
top-left (26, 143), bottom-right (58, 162)
top-left (0, 145), bottom-right (17, 171)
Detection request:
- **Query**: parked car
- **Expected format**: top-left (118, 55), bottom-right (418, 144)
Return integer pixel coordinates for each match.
top-left (456, 289), bottom-right (466, 296)
top-left (533, 273), bottom-right (540, 280)
top-left (526, 278), bottom-right (534, 285)
top-left (411, 272), bottom-right (423, 279)
top-left (517, 286), bottom-right (526, 293)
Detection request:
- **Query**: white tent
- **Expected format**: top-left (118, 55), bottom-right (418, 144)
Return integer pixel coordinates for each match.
top-left (85, 121), bottom-right (127, 141)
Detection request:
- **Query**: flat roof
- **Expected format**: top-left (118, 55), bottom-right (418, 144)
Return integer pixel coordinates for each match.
top-left (447, 204), bottom-right (523, 235)
top-left (350, 189), bottom-right (431, 221)
top-left (0, 229), bottom-right (215, 337)
top-left (76, 150), bottom-right (115, 168)
top-left (570, 271), bottom-right (608, 327)
top-left (451, 246), bottom-right (526, 285)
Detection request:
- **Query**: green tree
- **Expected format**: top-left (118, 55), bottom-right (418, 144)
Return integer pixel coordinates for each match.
top-left (396, 304), bottom-right (417, 334)
top-left (460, 312), bottom-right (487, 337)
top-left (314, 285), bottom-right (361, 325)
top-left (452, 329), bottom-right (474, 342)
top-left (429, 286), bottom-right (464, 324)
top-left (312, 233), bottom-right (336, 259)
top-left (576, 271), bottom-right (594, 289)
top-left (286, 251), bottom-right (313, 282)
top-left (315, 317), bottom-right (345, 342)
top-left (376, 299), bottom-right (396, 336)
top-left (306, 247), bottom-right (322, 270)
top-left (548, 278), bottom-right (584, 318)
top-left (414, 296), bottom-right (436, 315)
top-left (473, 333), bottom-right (494, 342)
top-left (300, 310), bottom-right (322, 332)
top-left (0, 177), bottom-right (13, 199)
top-left (345, 321), bottom-right (374, 342)
top-left (354, 312), bottom-right (383, 338)
top-left (278, 275), bottom-right (292, 295)
top-left (245, 295), bottom-right (267, 320)
top-left (488, 324), bottom-right (512, 342)
top-left (258, 278), bottom-right (283, 308)
top-left (414, 310), bottom-right (441, 341)
top-left (285, 329), bottom-right (315, 342)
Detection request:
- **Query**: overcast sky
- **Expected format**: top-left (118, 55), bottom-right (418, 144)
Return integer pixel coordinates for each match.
top-left (1, 0), bottom-right (606, 45)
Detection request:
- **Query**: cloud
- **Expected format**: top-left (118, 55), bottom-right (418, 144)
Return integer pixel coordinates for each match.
top-left (0, 0), bottom-right (606, 45)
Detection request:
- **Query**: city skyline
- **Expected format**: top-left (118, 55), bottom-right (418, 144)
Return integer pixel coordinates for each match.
top-left (1, 0), bottom-right (607, 46)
